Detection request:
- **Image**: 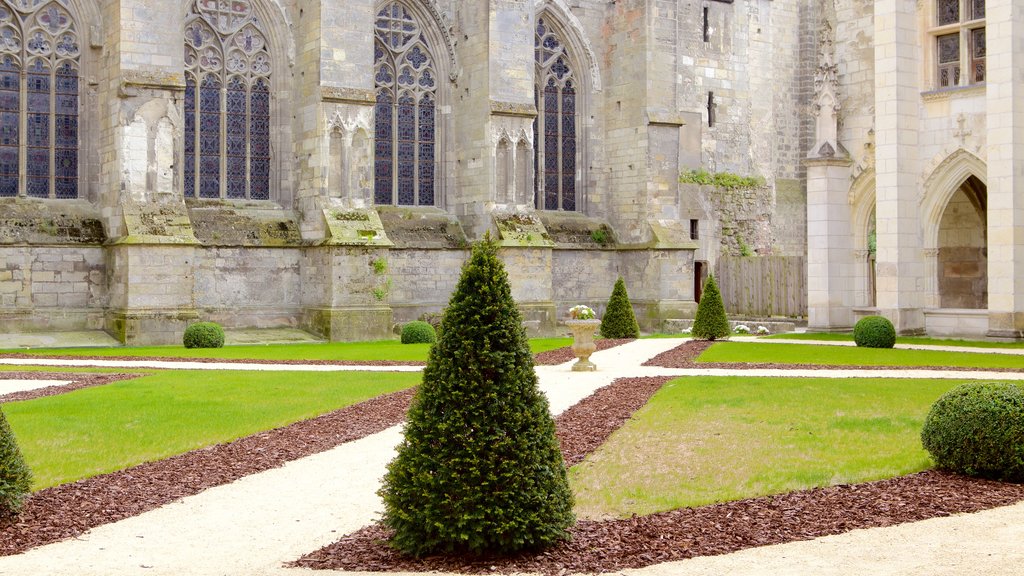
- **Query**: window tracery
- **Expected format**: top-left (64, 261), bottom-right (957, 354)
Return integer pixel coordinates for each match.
top-left (0, 0), bottom-right (79, 199)
top-left (932, 0), bottom-right (985, 89)
top-left (534, 17), bottom-right (576, 212)
top-left (184, 0), bottom-right (271, 200)
top-left (373, 2), bottom-right (436, 206)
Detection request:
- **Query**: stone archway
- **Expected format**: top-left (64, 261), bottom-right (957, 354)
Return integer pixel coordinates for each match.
top-left (936, 175), bottom-right (987, 309)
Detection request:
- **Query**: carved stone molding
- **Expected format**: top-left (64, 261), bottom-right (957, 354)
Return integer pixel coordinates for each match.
top-left (490, 100), bottom-right (536, 118)
top-left (809, 19), bottom-right (842, 159)
top-left (321, 86), bottom-right (375, 105)
top-left (326, 107), bottom-right (373, 136)
top-left (120, 70), bottom-right (186, 97)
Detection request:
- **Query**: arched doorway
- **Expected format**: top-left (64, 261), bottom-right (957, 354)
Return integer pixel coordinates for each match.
top-left (936, 175), bottom-right (987, 309)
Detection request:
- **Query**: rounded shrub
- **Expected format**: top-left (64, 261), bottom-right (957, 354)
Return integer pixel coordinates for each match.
top-left (600, 277), bottom-right (640, 339)
top-left (853, 315), bottom-right (896, 348)
top-left (921, 382), bottom-right (1024, 481)
top-left (380, 234), bottom-right (574, 557)
top-left (400, 320), bottom-right (437, 344)
top-left (182, 322), bottom-right (225, 349)
top-left (691, 274), bottom-right (730, 341)
top-left (0, 406), bottom-right (32, 518)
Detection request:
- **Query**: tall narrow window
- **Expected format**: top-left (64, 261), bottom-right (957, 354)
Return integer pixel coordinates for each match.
top-left (374, 2), bottom-right (437, 206)
top-left (0, 0), bottom-right (80, 199)
top-left (184, 0), bottom-right (272, 200)
top-left (932, 0), bottom-right (985, 89)
top-left (534, 17), bottom-right (577, 212)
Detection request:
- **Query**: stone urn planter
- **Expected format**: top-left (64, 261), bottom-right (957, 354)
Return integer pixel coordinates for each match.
top-left (566, 319), bottom-right (601, 372)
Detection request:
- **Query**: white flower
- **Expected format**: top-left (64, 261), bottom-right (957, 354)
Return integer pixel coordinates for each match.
top-left (756, 325), bottom-right (770, 334)
top-left (734, 324), bottom-right (750, 334)
top-left (568, 304), bottom-right (596, 320)
top-left (682, 327), bottom-right (693, 334)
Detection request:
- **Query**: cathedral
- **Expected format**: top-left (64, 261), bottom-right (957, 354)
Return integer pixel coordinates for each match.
top-left (0, 0), bottom-right (1019, 344)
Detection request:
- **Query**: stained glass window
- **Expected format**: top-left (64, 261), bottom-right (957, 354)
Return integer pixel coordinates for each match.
top-left (535, 17), bottom-right (578, 212)
top-left (374, 2), bottom-right (438, 206)
top-left (184, 0), bottom-right (272, 200)
top-left (0, 0), bottom-right (80, 199)
top-left (934, 1), bottom-right (985, 88)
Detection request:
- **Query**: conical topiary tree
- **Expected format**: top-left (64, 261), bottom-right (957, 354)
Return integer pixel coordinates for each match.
top-left (600, 276), bottom-right (640, 339)
top-left (0, 406), bottom-right (32, 519)
top-left (691, 274), bottom-right (730, 340)
top-left (379, 234), bottom-right (574, 557)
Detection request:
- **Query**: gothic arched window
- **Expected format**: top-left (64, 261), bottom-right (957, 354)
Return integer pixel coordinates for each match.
top-left (535, 17), bottom-right (576, 212)
top-left (374, 2), bottom-right (437, 206)
top-left (184, 0), bottom-right (271, 200)
top-left (0, 0), bottom-right (80, 199)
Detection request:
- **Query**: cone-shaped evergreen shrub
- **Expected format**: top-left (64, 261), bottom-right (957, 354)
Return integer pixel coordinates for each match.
top-left (0, 406), bottom-right (32, 518)
top-left (691, 274), bottom-right (730, 340)
top-left (379, 234), bottom-right (574, 557)
top-left (600, 277), bottom-right (640, 339)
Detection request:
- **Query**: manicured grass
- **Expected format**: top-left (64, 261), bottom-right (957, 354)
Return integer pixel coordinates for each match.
top-left (762, 332), bottom-right (1024, 349)
top-left (570, 376), bottom-right (978, 518)
top-left (0, 337), bottom-right (573, 362)
top-left (699, 341), bottom-right (1024, 369)
top-left (4, 370), bottom-right (420, 490)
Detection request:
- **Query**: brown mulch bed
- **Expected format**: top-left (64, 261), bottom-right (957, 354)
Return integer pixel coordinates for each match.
top-left (0, 387), bottom-right (417, 556)
top-left (643, 340), bottom-right (1024, 372)
top-left (294, 471), bottom-right (1024, 575)
top-left (534, 338), bottom-right (634, 366)
top-left (0, 372), bottom-right (139, 403)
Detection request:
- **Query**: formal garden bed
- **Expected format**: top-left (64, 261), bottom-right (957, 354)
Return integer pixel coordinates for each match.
top-left (1, 337), bottom-right (1022, 571)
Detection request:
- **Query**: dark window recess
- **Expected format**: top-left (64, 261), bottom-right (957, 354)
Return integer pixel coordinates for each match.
top-left (707, 92), bottom-right (715, 127)
top-left (703, 7), bottom-right (709, 42)
top-left (690, 219), bottom-right (700, 240)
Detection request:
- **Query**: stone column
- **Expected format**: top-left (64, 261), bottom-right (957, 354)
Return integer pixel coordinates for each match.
top-left (872, 0), bottom-right (924, 334)
top-left (298, 0), bottom-right (394, 340)
top-left (103, 0), bottom-right (199, 344)
top-left (806, 157), bottom-right (855, 330)
top-left (985, 0), bottom-right (1024, 339)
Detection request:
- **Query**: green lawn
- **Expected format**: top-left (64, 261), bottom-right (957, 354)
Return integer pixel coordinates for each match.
top-left (4, 370), bottom-right (420, 490)
top-left (699, 341), bottom-right (1024, 369)
top-left (570, 376), bottom-right (977, 518)
top-left (762, 332), bottom-right (1024, 349)
top-left (0, 337), bottom-right (573, 362)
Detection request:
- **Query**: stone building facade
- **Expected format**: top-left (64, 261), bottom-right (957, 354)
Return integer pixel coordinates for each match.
top-left (808, 0), bottom-right (1024, 340)
top-left (0, 0), bottom-right (821, 344)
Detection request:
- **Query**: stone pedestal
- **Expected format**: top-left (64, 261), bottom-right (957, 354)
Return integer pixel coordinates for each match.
top-left (566, 319), bottom-right (601, 372)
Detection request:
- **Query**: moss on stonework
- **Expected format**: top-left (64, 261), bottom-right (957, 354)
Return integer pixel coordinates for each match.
top-left (494, 212), bottom-right (553, 247)
top-left (189, 206), bottom-right (301, 247)
top-left (0, 202), bottom-right (106, 245)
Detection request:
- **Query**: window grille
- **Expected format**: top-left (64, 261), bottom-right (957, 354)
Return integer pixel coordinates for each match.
top-left (932, 0), bottom-right (984, 89)
top-left (0, 0), bottom-right (80, 199)
top-left (184, 0), bottom-right (272, 200)
top-left (373, 2), bottom-right (437, 207)
top-left (534, 17), bottom-right (577, 212)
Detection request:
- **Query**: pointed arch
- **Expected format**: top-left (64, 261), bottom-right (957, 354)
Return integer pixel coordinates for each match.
top-left (532, 2), bottom-right (599, 214)
top-left (373, 0), bottom-right (450, 207)
top-left (533, 0), bottom-right (600, 92)
top-left (0, 0), bottom-right (99, 200)
top-left (849, 167), bottom-right (876, 253)
top-left (180, 0), bottom-right (293, 204)
top-left (921, 149), bottom-right (987, 250)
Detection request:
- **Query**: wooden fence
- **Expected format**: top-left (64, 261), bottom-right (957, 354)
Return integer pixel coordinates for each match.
top-left (715, 256), bottom-right (807, 318)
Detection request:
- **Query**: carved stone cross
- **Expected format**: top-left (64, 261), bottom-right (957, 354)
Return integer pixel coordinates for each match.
top-left (953, 113), bottom-right (971, 147)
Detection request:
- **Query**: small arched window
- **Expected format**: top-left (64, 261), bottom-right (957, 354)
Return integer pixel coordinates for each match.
top-left (184, 0), bottom-right (272, 200)
top-left (0, 0), bottom-right (81, 199)
top-left (534, 17), bottom-right (576, 212)
top-left (374, 2), bottom-right (437, 206)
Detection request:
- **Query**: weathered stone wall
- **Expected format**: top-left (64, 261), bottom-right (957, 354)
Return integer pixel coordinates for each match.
top-left (938, 189), bottom-right (987, 309)
top-left (194, 248), bottom-right (303, 327)
top-left (387, 248), bottom-right (467, 323)
top-left (0, 247), bottom-right (107, 331)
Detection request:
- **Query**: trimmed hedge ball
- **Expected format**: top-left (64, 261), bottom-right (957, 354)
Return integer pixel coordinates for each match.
top-left (183, 322), bottom-right (225, 349)
top-left (853, 315), bottom-right (896, 348)
top-left (921, 382), bottom-right (1024, 481)
top-left (401, 320), bottom-right (436, 344)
